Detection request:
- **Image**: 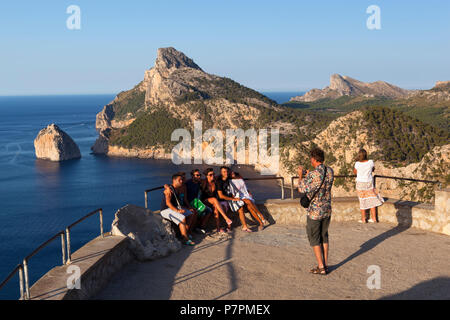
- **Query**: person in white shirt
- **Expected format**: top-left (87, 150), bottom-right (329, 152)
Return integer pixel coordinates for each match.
top-left (353, 149), bottom-right (384, 223)
top-left (230, 171), bottom-right (269, 231)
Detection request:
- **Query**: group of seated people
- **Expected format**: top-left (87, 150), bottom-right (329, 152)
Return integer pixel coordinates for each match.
top-left (160, 166), bottom-right (269, 246)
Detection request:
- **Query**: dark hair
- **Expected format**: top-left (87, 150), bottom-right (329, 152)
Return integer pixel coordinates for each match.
top-left (310, 147), bottom-right (325, 163)
top-left (172, 173), bottom-right (183, 181)
top-left (204, 168), bottom-right (214, 176)
top-left (232, 171), bottom-right (243, 179)
top-left (191, 169), bottom-right (200, 177)
top-left (358, 149), bottom-right (368, 162)
top-left (220, 166), bottom-right (230, 172)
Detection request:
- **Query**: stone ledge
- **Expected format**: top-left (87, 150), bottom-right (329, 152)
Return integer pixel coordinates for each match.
top-left (28, 234), bottom-right (133, 300)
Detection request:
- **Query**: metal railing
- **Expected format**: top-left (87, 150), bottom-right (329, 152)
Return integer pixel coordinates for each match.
top-left (0, 208), bottom-right (103, 300)
top-left (290, 174), bottom-right (440, 199)
top-left (65, 208), bottom-right (104, 264)
top-left (0, 264), bottom-right (24, 300)
top-left (144, 177), bottom-right (286, 209)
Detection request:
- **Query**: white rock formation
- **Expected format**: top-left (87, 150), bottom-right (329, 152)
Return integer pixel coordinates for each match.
top-left (34, 124), bottom-right (81, 161)
top-left (111, 204), bottom-right (181, 261)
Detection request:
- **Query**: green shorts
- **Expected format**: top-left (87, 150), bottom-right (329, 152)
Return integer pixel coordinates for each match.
top-left (306, 215), bottom-right (331, 247)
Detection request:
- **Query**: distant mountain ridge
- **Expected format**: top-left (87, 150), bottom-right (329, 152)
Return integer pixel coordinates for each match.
top-left (290, 74), bottom-right (411, 102)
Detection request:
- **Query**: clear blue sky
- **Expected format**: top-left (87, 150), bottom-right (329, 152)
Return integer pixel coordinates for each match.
top-left (0, 0), bottom-right (449, 95)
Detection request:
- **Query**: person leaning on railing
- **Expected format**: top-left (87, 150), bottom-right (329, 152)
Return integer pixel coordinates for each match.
top-left (297, 147), bottom-right (334, 275)
top-left (353, 148), bottom-right (384, 223)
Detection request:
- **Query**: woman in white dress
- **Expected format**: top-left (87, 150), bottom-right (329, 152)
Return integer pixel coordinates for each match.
top-left (353, 149), bottom-right (384, 223)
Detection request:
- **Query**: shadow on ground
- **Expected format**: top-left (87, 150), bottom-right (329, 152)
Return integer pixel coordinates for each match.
top-left (329, 200), bottom-right (414, 273)
top-left (379, 277), bottom-right (450, 300)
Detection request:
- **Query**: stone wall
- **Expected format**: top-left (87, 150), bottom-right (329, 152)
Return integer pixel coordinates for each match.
top-left (257, 188), bottom-right (450, 236)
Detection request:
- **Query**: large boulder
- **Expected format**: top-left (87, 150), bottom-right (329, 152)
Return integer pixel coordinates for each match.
top-left (34, 124), bottom-right (81, 161)
top-left (111, 204), bottom-right (181, 261)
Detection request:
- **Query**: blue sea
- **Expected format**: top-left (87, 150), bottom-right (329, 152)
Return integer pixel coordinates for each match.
top-left (0, 92), bottom-right (293, 299)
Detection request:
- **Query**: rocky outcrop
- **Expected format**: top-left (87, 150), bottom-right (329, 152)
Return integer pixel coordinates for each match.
top-left (34, 124), bottom-right (81, 161)
top-left (291, 74), bottom-right (411, 102)
top-left (276, 110), bottom-right (449, 202)
top-left (111, 204), bottom-right (181, 261)
top-left (92, 47), bottom-right (277, 156)
top-left (91, 129), bottom-right (110, 154)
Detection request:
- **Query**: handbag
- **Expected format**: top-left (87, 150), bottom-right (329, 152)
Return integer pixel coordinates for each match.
top-left (190, 197), bottom-right (206, 213)
top-left (299, 167), bottom-right (327, 208)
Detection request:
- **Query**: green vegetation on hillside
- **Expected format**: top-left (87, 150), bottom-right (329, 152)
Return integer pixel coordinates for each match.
top-left (284, 94), bottom-right (450, 130)
top-left (112, 85), bottom-right (146, 119)
top-left (109, 109), bottom-right (186, 150)
top-left (362, 106), bottom-right (449, 164)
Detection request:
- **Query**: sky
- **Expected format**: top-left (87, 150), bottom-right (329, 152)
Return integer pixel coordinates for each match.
top-left (0, 0), bottom-right (449, 95)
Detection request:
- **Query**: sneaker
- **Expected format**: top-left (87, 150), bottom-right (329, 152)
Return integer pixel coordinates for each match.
top-left (195, 228), bottom-right (206, 234)
top-left (358, 220), bottom-right (367, 223)
top-left (368, 219), bottom-right (375, 223)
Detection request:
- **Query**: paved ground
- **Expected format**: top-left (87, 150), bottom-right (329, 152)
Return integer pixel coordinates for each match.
top-left (94, 221), bottom-right (450, 300)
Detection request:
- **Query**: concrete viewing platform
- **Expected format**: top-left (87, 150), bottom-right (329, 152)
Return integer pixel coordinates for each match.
top-left (26, 189), bottom-right (450, 300)
top-left (94, 222), bottom-right (450, 300)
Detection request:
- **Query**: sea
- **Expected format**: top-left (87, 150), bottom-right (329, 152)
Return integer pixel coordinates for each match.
top-left (0, 91), bottom-right (302, 299)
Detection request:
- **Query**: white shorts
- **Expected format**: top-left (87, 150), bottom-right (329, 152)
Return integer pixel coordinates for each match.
top-left (160, 208), bottom-right (193, 225)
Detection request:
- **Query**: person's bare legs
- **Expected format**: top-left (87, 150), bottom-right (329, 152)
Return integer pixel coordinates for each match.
top-left (186, 212), bottom-right (197, 234)
top-left (370, 207), bottom-right (377, 222)
top-left (360, 209), bottom-right (367, 222)
top-left (237, 207), bottom-right (251, 231)
top-left (206, 198), bottom-right (231, 224)
top-left (213, 208), bottom-right (221, 232)
top-left (312, 245), bottom-right (325, 269)
top-left (322, 242), bottom-right (329, 268)
top-left (243, 199), bottom-right (263, 227)
top-left (178, 219), bottom-right (191, 242)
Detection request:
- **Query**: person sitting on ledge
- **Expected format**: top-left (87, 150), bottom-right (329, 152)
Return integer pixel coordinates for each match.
top-left (200, 168), bottom-right (232, 233)
top-left (230, 171), bottom-right (268, 229)
top-left (217, 166), bottom-right (264, 232)
top-left (186, 169), bottom-right (213, 234)
top-left (161, 173), bottom-right (197, 246)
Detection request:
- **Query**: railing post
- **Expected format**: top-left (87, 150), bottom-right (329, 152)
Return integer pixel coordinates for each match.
top-left (99, 209), bottom-right (104, 237)
top-left (291, 177), bottom-right (295, 199)
top-left (22, 259), bottom-right (30, 300)
top-left (145, 191), bottom-right (148, 209)
top-left (60, 233), bottom-right (66, 265)
top-left (18, 266), bottom-right (24, 300)
top-left (66, 227), bottom-right (71, 264)
top-left (280, 178), bottom-right (285, 199)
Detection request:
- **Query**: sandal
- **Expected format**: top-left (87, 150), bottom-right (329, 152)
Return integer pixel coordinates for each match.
top-left (242, 227), bottom-right (252, 233)
top-left (258, 225), bottom-right (264, 231)
top-left (184, 239), bottom-right (195, 246)
top-left (310, 266), bottom-right (327, 275)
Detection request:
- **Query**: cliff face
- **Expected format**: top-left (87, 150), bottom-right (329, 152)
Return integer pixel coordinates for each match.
top-left (93, 47), bottom-right (278, 154)
top-left (277, 110), bottom-right (449, 202)
top-left (291, 74), bottom-right (411, 102)
top-left (34, 124), bottom-right (81, 161)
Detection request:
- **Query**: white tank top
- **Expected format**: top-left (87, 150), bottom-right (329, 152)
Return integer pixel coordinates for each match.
top-left (354, 160), bottom-right (374, 183)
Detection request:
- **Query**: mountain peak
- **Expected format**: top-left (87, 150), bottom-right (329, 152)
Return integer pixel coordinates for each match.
top-left (155, 47), bottom-right (203, 72)
top-left (291, 74), bottom-right (410, 102)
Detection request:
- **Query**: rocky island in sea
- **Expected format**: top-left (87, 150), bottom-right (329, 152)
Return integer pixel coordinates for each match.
top-left (91, 47), bottom-right (449, 202)
top-left (34, 123), bottom-right (81, 161)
